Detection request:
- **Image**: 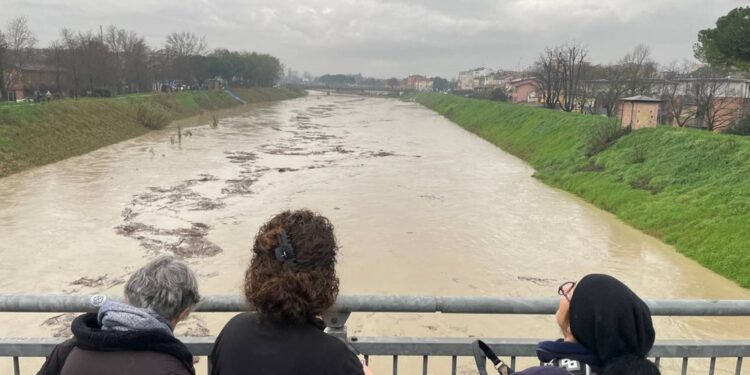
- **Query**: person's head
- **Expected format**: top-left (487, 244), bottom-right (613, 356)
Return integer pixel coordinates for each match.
top-left (244, 209), bottom-right (340, 324)
top-left (124, 256), bottom-right (201, 325)
top-left (603, 354), bottom-right (661, 375)
top-left (557, 274), bottom-right (656, 369)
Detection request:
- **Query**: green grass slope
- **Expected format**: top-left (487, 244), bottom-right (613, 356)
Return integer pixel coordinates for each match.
top-left (415, 93), bottom-right (750, 287)
top-left (0, 87), bottom-right (305, 177)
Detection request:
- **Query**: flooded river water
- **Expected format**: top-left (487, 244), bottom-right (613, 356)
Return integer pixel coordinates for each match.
top-left (0, 94), bottom-right (748, 374)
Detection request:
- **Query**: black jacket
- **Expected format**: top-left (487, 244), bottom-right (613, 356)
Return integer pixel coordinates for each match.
top-left (210, 312), bottom-right (364, 375)
top-left (37, 313), bottom-right (195, 375)
top-left (514, 340), bottom-right (600, 375)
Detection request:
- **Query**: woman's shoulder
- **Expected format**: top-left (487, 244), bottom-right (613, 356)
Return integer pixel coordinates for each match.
top-left (224, 312), bottom-right (258, 326)
top-left (214, 312), bottom-right (259, 342)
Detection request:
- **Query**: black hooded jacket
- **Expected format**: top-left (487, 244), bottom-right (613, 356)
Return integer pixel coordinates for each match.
top-left (514, 340), bottom-right (601, 375)
top-left (37, 313), bottom-right (195, 375)
top-left (569, 274), bottom-right (656, 366)
top-left (515, 274), bottom-right (657, 375)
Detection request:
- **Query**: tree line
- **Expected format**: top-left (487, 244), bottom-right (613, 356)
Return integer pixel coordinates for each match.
top-left (530, 6), bottom-right (749, 132)
top-left (0, 17), bottom-right (283, 99)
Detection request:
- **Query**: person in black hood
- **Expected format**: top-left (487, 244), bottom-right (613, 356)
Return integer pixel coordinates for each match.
top-left (514, 274), bottom-right (660, 375)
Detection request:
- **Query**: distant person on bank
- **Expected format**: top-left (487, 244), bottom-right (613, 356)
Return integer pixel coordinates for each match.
top-left (210, 209), bottom-right (373, 375)
top-left (38, 256), bottom-right (200, 375)
top-left (513, 274), bottom-right (660, 375)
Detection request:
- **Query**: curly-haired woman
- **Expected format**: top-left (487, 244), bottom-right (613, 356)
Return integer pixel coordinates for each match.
top-left (210, 209), bottom-right (372, 375)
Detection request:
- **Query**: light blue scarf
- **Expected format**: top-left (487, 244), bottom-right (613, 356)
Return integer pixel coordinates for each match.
top-left (97, 300), bottom-right (174, 337)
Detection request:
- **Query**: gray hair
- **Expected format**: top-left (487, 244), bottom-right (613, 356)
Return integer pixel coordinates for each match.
top-left (124, 256), bottom-right (200, 321)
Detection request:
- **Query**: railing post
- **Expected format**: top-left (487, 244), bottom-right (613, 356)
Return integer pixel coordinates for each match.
top-left (322, 311), bottom-right (351, 341)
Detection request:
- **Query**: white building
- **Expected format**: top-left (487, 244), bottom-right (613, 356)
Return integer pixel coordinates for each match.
top-left (457, 67), bottom-right (494, 90)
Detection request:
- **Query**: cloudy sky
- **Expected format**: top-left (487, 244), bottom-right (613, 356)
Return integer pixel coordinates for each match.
top-left (1, 0), bottom-right (746, 78)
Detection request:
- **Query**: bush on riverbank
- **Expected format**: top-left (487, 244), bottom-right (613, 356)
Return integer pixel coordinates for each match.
top-left (135, 102), bottom-right (172, 129)
top-left (415, 93), bottom-right (750, 288)
top-left (0, 87), bottom-right (305, 177)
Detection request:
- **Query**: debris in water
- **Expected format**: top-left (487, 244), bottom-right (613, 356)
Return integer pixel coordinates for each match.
top-left (517, 276), bottom-right (556, 286)
top-left (222, 176), bottom-right (258, 195)
top-left (41, 313), bottom-right (76, 337)
top-left (225, 151), bottom-right (257, 163)
top-left (115, 221), bottom-right (223, 259)
top-left (176, 315), bottom-right (210, 337)
top-left (418, 194), bottom-right (443, 201)
top-left (277, 167), bottom-right (299, 173)
top-left (65, 274), bottom-right (126, 294)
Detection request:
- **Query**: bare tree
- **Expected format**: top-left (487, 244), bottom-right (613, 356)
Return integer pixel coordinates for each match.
top-left (77, 31), bottom-right (111, 94)
top-left (104, 26), bottom-right (125, 90)
top-left (165, 32), bottom-right (207, 82)
top-left (535, 46), bottom-right (563, 109)
top-left (659, 62), bottom-right (695, 127)
top-left (2, 17), bottom-right (38, 98)
top-left (0, 30), bottom-right (7, 99)
top-left (48, 40), bottom-right (66, 94)
top-left (576, 62), bottom-right (596, 114)
top-left (165, 32), bottom-right (207, 57)
top-left (105, 26), bottom-right (150, 92)
top-left (557, 42), bottom-right (589, 112)
top-left (124, 38), bottom-right (150, 92)
top-left (593, 46), bottom-right (657, 118)
top-left (692, 67), bottom-right (735, 131)
top-left (58, 28), bottom-right (82, 97)
top-left (597, 64), bottom-right (627, 117)
top-left (621, 45), bottom-right (657, 96)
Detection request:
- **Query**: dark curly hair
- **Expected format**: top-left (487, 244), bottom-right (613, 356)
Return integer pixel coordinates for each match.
top-left (244, 209), bottom-right (340, 324)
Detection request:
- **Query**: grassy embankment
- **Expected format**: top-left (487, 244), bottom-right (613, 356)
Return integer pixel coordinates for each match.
top-left (414, 93), bottom-right (750, 288)
top-left (0, 87), bottom-right (305, 177)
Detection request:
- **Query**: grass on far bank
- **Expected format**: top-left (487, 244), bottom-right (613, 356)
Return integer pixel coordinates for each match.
top-left (0, 87), bottom-right (305, 177)
top-left (414, 93), bottom-right (750, 288)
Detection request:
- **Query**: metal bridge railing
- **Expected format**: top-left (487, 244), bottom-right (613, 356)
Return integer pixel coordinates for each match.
top-left (1, 294), bottom-right (749, 375)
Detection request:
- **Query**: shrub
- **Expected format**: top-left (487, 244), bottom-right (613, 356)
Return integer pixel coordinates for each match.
top-left (630, 138), bottom-right (647, 163)
top-left (630, 175), bottom-right (663, 194)
top-left (723, 116), bottom-right (750, 136)
top-left (586, 121), bottom-right (629, 156)
top-left (135, 102), bottom-right (171, 129)
top-left (488, 87), bottom-right (509, 102)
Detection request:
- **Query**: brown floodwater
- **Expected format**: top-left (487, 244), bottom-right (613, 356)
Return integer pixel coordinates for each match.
top-left (0, 94), bottom-right (748, 374)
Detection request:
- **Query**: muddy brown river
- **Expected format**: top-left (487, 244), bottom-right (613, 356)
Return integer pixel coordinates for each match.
top-left (0, 94), bottom-right (748, 374)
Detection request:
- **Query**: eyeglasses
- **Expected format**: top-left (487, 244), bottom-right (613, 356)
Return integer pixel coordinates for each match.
top-left (558, 281), bottom-right (576, 302)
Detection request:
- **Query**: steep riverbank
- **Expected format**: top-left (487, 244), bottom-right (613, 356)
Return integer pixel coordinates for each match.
top-left (414, 93), bottom-right (750, 288)
top-left (0, 87), bottom-right (305, 178)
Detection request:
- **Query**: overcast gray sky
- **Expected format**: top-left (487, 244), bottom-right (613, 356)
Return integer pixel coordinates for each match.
top-left (1, 0), bottom-right (746, 78)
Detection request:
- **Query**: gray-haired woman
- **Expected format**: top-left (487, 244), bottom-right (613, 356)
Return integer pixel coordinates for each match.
top-left (38, 256), bottom-right (201, 375)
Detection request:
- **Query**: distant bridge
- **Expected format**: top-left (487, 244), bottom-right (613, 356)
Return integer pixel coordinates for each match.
top-left (288, 84), bottom-right (403, 95)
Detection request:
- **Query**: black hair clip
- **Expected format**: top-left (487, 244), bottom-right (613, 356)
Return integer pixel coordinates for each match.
top-left (274, 231), bottom-right (296, 263)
